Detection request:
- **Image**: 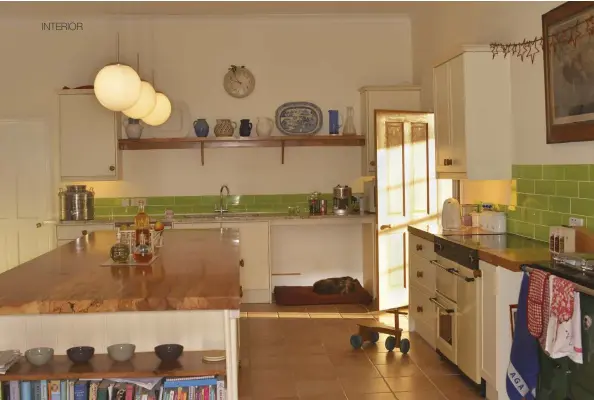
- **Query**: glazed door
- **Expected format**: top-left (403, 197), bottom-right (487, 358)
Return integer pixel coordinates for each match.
top-left (376, 110), bottom-right (437, 311)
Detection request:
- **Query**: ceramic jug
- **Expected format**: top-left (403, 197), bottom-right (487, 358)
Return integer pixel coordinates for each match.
top-left (193, 119), bottom-right (209, 137)
top-left (124, 118), bottom-right (143, 139)
top-left (239, 119), bottom-right (253, 137)
top-left (328, 110), bottom-right (342, 135)
top-left (214, 119), bottom-right (236, 137)
top-left (256, 117), bottom-right (274, 137)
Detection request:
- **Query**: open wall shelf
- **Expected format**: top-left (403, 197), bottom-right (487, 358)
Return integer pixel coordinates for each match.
top-left (118, 136), bottom-right (365, 165)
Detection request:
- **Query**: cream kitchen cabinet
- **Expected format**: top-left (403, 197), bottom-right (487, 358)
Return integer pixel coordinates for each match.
top-left (59, 89), bottom-right (121, 181)
top-left (56, 223), bottom-right (115, 245)
top-left (408, 233), bottom-right (437, 349)
top-left (359, 86), bottom-right (421, 177)
top-left (433, 45), bottom-right (512, 180)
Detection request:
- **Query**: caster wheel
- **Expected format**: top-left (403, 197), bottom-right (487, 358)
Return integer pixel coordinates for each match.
top-left (399, 338), bottom-right (410, 354)
top-left (350, 334), bottom-right (363, 349)
top-left (385, 336), bottom-right (397, 352)
top-left (370, 331), bottom-right (380, 344)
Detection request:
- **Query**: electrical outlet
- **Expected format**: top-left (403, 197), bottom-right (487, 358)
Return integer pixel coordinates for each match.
top-left (569, 217), bottom-right (584, 227)
top-left (120, 198), bottom-right (130, 207)
top-left (130, 198), bottom-right (147, 207)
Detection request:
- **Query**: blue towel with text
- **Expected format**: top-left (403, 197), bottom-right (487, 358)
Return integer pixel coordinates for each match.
top-left (506, 272), bottom-right (538, 400)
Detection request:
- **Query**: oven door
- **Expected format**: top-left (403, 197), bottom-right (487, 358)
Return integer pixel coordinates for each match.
top-left (431, 257), bottom-right (458, 302)
top-left (430, 293), bottom-right (457, 365)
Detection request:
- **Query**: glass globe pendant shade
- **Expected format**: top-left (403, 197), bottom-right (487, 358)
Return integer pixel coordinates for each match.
top-left (123, 81), bottom-right (157, 119)
top-left (142, 93), bottom-right (171, 126)
top-left (94, 64), bottom-right (142, 111)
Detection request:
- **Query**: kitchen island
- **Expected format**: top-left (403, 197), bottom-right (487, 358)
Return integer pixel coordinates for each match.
top-left (0, 229), bottom-right (241, 398)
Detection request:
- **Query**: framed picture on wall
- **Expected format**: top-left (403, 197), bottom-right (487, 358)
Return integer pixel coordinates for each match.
top-left (543, 2), bottom-right (594, 143)
top-left (510, 304), bottom-right (518, 338)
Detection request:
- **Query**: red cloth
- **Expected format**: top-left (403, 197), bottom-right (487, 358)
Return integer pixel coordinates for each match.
top-left (539, 276), bottom-right (551, 348)
top-left (527, 270), bottom-right (550, 338)
top-left (551, 277), bottom-right (575, 323)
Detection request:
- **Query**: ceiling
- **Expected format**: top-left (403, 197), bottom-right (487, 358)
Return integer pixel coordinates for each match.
top-left (0, 1), bottom-right (432, 16)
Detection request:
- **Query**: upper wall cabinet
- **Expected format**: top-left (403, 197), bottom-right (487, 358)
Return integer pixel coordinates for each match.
top-left (59, 90), bottom-right (121, 181)
top-left (359, 86), bottom-right (421, 177)
top-left (433, 46), bottom-right (512, 180)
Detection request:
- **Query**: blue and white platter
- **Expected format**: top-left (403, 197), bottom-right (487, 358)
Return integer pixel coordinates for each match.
top-left (275, 102), bottom-right (323, 135)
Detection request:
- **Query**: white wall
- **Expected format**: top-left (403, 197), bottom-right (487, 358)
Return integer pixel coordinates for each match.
top-left (0, 15), bottom-right (413, 197)
top-left (411, 2), bottom-right (594, 166)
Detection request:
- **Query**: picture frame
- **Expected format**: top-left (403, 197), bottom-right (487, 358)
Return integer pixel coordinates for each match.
top-left (510, 304), bottom-right (518, 338)
top-left (543, 2), bottom-right (594, 143)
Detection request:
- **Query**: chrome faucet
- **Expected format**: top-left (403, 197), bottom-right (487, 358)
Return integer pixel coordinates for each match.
top-left (217, 185), bottom-right (230, 215)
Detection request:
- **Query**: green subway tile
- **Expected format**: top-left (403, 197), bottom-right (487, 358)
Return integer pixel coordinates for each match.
top-left (507, 207), bottom-right (521, 220)
top-left (146, 197), bottom-right (175, 206)
top-left (580, 182), bottom-right (594, 199)
top-left (95, 198), bottom-right (121, 207)
top-left (521, 208), bottom-right (541, 224)
top-left (587, 217), bottom-right (594, 230)
top-left (517, 193), bottom-right (548, 210)
top-left (509, 220), bottom-right (534, 238)
top-left (590, 165), bottom-right (594, 180)
top-left (516, 179), bottom-right (535, 194)
top-left (95, 207), bottom-right (113, 216)
top-left (254, 195), bottom-right (283, 204)
top-left (171, 205), bottom-right (195, 214)
top-left (518, 165), bottom-right (543, 179)
top-left (193, 205), bottom-right (215, 213)
top-left (512, 165), bottom-right (520, 179)
top-left (543, 165), bottom-right (565, 180)
top-left (175, 196), bottom-right (202, 205)
top-left (281, 194), bottom-right (309, 204)
top-left (111, 207), bottom-right (136, 216)
top-left (556, 181), bottom-right (578, 197)
top-left (239, 195), bottom-right (255, 205)
top-left (549, 196), bottom-right (570, 213)
top-left (199, 196), bottom-right (220, 206)
top-left (534, 180), bottom-right (555, 195)
top-left (534, 225), bottom-right (549, 242)
top-left (571, 198), bottom-right (594, 216)
top-left (541, 211), bottom-right (563, 226)
top-left (145, 206), bottom-right (166, 215)
top-left (564, 165), bottom-right (589, 181)
top-left (227, 195), bottom-right (242, 206)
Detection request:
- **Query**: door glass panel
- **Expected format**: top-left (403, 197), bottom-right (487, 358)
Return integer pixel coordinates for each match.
top-left (439, 309), bottom-right (454, 345)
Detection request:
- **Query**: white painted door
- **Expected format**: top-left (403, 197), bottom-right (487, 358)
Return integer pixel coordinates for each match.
top-left (433, 63), bottom-right (452, 172)
top-left (59, 93), bottom-right (118, 181)
top-left (0, 121), bottom-right (56, 271)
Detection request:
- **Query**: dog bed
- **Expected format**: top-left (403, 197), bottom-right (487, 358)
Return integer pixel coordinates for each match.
top-left (274, 281), bottom-right (373, 306)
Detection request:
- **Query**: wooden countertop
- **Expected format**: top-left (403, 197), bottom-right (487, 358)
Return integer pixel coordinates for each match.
top-left (0, 230), bottom-right (241, 315)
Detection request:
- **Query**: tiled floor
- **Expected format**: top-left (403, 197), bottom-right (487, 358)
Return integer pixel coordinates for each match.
top-left (237, 304), bottom-right (483, 399)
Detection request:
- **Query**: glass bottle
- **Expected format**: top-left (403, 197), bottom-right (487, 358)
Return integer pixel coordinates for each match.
top-left (133, 233), bottom-right (153, 263)
top-left (110, 229), bottom-right (130, 263)
top-left (134, 200), bottom-right (150, 246)
top-left (342, 106), bottom-right (357, 135)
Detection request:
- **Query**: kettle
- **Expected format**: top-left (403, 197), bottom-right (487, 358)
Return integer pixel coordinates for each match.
top-left (441, 198), bottom-right (462, 230)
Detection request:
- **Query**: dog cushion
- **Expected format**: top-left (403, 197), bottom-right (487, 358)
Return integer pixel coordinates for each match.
top-left (274, 280), bottom-right (373, 306)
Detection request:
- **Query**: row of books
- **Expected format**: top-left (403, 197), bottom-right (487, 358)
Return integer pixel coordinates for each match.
top-left (0, 376), bottom-right (226, 400)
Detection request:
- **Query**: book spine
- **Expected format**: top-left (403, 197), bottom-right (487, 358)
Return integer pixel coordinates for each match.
top-left (20, 382), bottom-right (32, 400)
top-left (59, 382), bottom-right (66, 400)
top-left (9, 381), bottom-right (19, 400)
top-left (49, 381), bottom-right (60, 400)
top-left (3, 383), bottom-right (10, 400)
top-left (40, 381), bottom-right (48, 400)
top-left (67, 382), bottom-right (74, 400)
top-left (124, 385), bottom-right (134, 400)
top-left (89, 382), bottom-right (99, 400)
top-left (73, 383), bottom-right (86, 400)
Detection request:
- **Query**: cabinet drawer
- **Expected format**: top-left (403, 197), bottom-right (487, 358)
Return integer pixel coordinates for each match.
top-left (414, 317), bottom-right (436, 350)
top-left (410, 253), bottom-right (436, 293)
top-left (57, 224), bottom-right (114, 240)
top-left (409, 234), bottom-right (435, 261)
top-left (409, 284), bottom-right (436, 327)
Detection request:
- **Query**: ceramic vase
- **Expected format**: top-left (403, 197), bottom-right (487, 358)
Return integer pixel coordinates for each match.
top-left (239, 119), bottom-right (252, 137)
top-left (124, 118), bottom-right (143, 139)
top-left (256, 117), bottom-right (273, 137)
top-left (214, 119), bottom-right (237, 137)
top-left (193, 119), bottom-right (209, 137)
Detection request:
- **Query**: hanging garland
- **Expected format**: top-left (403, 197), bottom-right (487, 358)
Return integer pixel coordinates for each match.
top-left (490, 15), bottom-right (594, 63)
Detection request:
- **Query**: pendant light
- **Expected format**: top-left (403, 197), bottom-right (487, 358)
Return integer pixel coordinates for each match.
top-left (94, 33), bottom-right (142, 112)
top-left (123, 54), bottom-right (157, 119)
top-left (142, 71), bottom-right (171, 126)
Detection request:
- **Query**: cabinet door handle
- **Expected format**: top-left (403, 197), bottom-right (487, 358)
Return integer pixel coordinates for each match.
top-left (109, 165), bottom-right (115, 172)
top-left (82, 230), bottom-right (88, 235)
top-left (416, 271), bottom-right (424, 278)
top-left (417, 306), bottom-right (423, 313)
top-left (36, 223), bottom-right (42, 228)
top-left (240, 285), bottom-right (243, 298)
top-left (239, 259), bottom-right (244, 267)
top-left (370, 160), bottom-right (376, 167)
top-left (416, 244), bottom-right (423, 251)
top-left (380, 224), bottom-right (392, 231)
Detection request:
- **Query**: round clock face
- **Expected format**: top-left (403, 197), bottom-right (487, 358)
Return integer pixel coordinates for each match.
top-left (223, 66), bottom-right (255, 99)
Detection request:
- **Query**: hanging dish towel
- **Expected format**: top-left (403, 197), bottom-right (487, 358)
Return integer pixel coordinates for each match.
top-left (507, 272), bottom-right (538, 400)
top-left (545, 276), bottom-right (583, 364)
top-left (539, 273), bottom-right (551, 349)
top-left (527, 269), bottom-right (550, 338)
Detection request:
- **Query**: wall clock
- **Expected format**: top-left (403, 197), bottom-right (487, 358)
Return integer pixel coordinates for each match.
top-left (223, 65), bottom-right (255, 99)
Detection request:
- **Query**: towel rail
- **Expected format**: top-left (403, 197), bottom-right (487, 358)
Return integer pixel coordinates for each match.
top-left (520, 264), bottom-right (594, 297)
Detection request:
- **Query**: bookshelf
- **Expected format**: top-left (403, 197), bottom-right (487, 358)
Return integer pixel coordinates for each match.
top-left (0, 351), bottom-right (225, 381)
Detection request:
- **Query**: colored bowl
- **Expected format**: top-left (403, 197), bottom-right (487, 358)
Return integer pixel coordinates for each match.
top-left (154, 344), bottom-right (184, 362)
top-left (66, 346), bottom-right (95, 364)
top-left (107, 343), bottom-right (136, 362)
top-left (25, 347), bottom-right (54, 366)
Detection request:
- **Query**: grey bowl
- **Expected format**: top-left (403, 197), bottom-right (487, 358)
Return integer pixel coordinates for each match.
top-left (25, 347), bottom-right (54, 366)
top-left (66, 346), bottom-right (94, 364)
top-left (154, 344), bottom-right (183, 362)
top-left (107, 343), bottom-right (136, 362)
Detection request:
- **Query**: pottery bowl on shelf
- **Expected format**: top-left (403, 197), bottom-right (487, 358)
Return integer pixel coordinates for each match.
top-left (25, 347), bottom-right (54, 366)
top-left (154, 344), bottom-right (184, 362)
top-left (107, 343), bottom-right (136, 362)
top-left (66, 346), bottom-right (95, 364)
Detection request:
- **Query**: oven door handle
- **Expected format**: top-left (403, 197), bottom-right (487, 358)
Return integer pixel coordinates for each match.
top-left (430, 260), bottom-right (475, 282)
top-left (429, 297), bottom-right (455, 314)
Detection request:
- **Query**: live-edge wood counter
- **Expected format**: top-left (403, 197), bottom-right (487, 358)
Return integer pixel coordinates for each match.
top-left (0, 230), bottom-right (241, 315)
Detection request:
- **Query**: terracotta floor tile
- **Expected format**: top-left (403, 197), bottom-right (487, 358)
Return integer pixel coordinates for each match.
top-left (356, 394), bottom-right (398, 400)
top-left (250, 377), bottom-right (297, 399)
top-left (292, 364), bottom-right (338, 379)
top-left (340, 377), bottom-right (392, 394)
top-left (301, 395), bottom-right (347, 400)
top-left (334, 364), bottom-right (382, 378)
top-left (336, 304), bottom-right (370, 313)
top-left (384, 375), bottom-right (435, 392)
top-left (393, 390), bottom-right (447, 400)
top-left (430, 376), bottom-right (483, 399)
top-left (306, 304), bottom-right (340, 312)
top-left (310, 312), bottom-right (342, 318)
top-left (375, 362), bottom-right (423, 377)
top-left (295, 378), bottom-right (344, 397)
top-left (367, 351), bottom-right (410, 365)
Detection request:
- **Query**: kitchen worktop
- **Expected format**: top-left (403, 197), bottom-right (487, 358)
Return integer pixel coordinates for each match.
top-left (529, 261), bottom-right (594, 291)
top-left (408, 224), bottom-right (550, 272)
top-left (0, 230), bottom-right (241, 315)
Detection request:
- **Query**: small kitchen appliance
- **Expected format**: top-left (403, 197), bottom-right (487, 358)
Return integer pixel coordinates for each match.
top-left (59, 185), bottom-right (95, 221)
top-left (441, 198), bottom-right (462, 230)
top-left (333, 185), bottom-right (353, 216)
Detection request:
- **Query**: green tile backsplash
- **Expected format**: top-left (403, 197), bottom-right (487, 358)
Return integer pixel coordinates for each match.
top-left (93, 193), bottom-right (335, 217)
top-left (509, 164), bottom-right (594, 241)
